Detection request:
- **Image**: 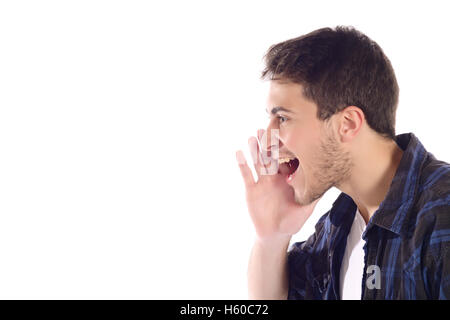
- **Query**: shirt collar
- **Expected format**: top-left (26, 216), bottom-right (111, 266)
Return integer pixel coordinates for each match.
top-left (330, 132), bottom-right (428, 238)
top-left (367, 132), bottom-right (428, 237)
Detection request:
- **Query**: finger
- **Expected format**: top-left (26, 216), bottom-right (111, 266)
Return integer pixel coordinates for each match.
top-left (235, 150), bottom-right (255, 188)
top-left (257, 129), bottom-right (272, 168)
top-left (257, 128), bottom-right (268, 151)
top-left (248, 136), bottom-right (258, 165)
top-left (248, 136), bottom-right (267, 177)
top-left (257, 128), bottom-right (265, 141)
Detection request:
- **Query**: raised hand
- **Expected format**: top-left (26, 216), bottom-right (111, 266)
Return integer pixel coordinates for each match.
top-left (236, 129), bottom-right (320, 242)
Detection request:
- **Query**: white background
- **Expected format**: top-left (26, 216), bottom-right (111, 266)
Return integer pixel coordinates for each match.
top-left (0, 0), bottom-right (449, 299)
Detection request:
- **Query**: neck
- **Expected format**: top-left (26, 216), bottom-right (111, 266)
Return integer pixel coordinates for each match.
top-left (338, 134), bottom-right (404, 225)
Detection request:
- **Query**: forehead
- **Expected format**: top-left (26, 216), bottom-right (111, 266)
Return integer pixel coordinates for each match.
top-left (267, 80), bottom-right (315, 113)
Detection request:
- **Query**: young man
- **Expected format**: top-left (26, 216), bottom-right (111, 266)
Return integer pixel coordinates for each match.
top-left (236, 26), bottom-right (450, 300)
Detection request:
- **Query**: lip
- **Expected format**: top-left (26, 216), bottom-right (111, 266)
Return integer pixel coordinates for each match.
top-left (286, 169), bottom-right (296, 184)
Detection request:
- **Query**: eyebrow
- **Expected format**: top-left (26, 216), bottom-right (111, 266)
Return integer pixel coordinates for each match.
top-left (266, 106), bottom-right (294, 115)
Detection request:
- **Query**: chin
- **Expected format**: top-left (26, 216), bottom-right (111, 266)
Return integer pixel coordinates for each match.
top-left (294, 183), bottom-right (328, 206)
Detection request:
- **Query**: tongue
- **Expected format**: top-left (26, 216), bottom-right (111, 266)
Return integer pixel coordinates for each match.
top-left (278, 159), bottom-right (299, 175)
top-left (278, 162), bottom-right (292, 175)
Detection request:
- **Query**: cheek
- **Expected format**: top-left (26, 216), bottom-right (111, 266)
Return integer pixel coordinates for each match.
top-left (283, 132), bottom-right (299, 153)
top-left (284, 128), bottom-right (314, 156)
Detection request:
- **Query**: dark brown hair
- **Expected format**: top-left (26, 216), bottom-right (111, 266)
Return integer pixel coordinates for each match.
top-left (261, 26), bottom-right (399, 140)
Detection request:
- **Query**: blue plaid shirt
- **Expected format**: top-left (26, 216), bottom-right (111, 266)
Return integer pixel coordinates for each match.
top-left (287, 132), bottom-right (450, 299)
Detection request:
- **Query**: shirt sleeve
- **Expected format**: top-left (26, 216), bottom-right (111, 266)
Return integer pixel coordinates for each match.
top-left (287, 237), bottom-right (314, 299)
top-left (286, 212), bottom-right (330, 300)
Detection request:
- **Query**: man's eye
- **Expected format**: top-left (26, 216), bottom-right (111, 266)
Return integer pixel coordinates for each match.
top-left (277, 115), bottom-right (288, 124)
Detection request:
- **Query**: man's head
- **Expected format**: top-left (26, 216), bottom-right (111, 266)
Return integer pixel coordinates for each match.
top-left (262, 26), bottom-right (399, 205)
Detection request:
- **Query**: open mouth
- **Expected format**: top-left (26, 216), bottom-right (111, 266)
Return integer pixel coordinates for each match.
top-left (278, 157), bottom-right (300, 177)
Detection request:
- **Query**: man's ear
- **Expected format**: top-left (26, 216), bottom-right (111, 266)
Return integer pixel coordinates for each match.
top-left (338, 106), bottom-right (364, 143)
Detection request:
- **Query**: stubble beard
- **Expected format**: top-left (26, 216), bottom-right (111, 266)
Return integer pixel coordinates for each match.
top-left (294, 129), bottom-right (353, 206)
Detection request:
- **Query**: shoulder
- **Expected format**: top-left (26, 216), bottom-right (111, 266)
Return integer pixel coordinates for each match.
top-left (414, 154), bottom-right (450, 224)
top-left (409, 154), bottom-right (450, 251)
top-left (418, 154), bottom-right (450, 199)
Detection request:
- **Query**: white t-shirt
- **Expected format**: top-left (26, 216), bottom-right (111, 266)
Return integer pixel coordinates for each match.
top-left (339, 207), bottom-right (367, 300)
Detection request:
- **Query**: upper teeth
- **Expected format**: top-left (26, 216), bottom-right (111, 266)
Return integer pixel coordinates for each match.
top-left (278, 157), bottom-right (295, 164)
